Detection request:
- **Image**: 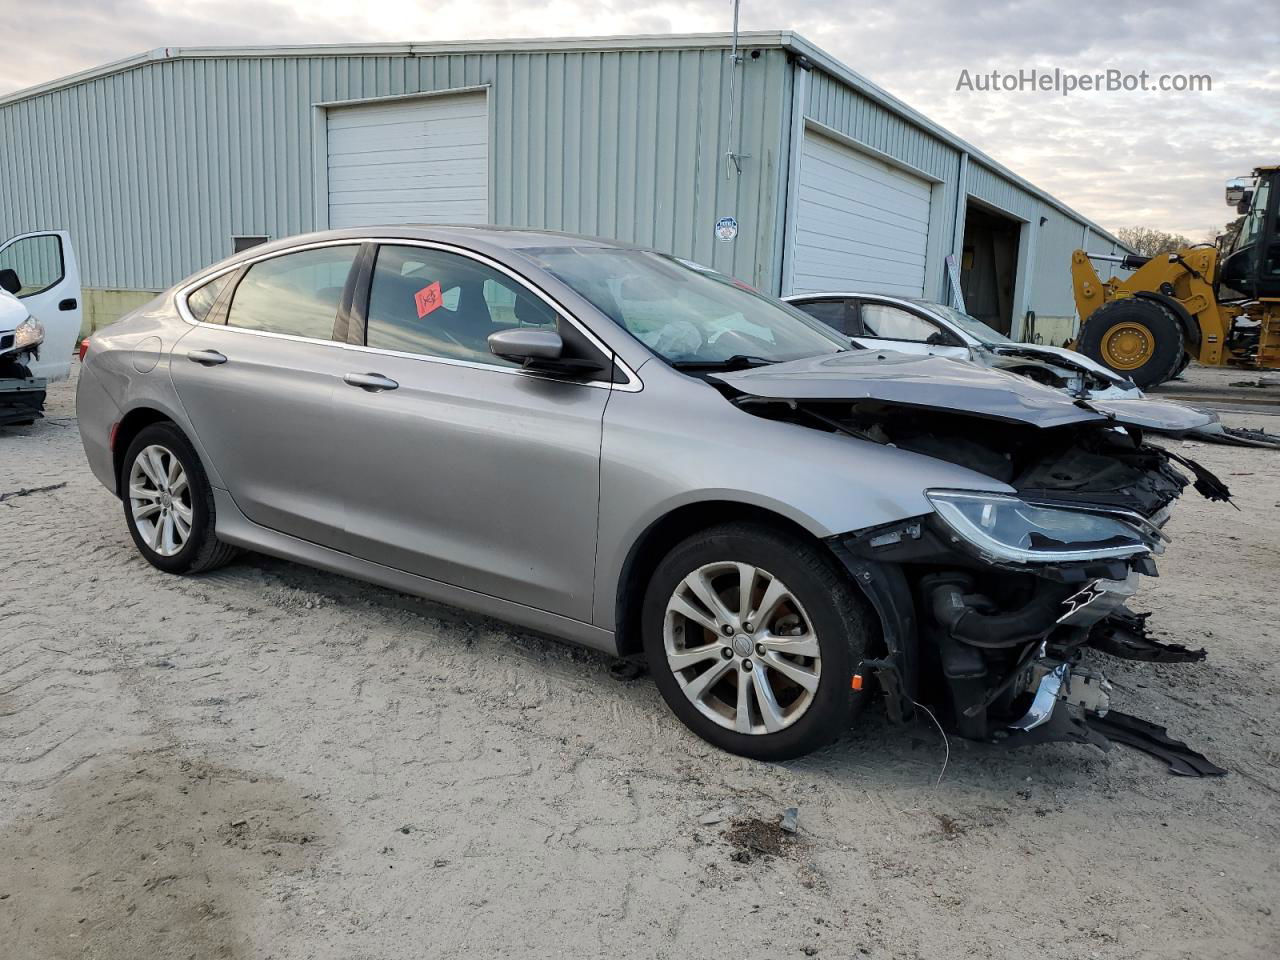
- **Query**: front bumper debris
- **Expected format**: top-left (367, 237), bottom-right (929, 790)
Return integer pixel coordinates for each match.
top-left (1088, 608), bottom-right (1208, 662)
top-left (1000, 657), bottom-right (1226, 776)
top-left (1088, 711), bottom-right (1228, 777)
top-left (0, 375), bottom-right (46, 425)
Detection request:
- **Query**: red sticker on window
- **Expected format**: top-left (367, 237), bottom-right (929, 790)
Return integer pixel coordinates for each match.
top-left (414, 281), bottom-right (443, 318)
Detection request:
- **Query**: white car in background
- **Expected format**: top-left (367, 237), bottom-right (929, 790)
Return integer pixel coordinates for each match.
top-left (785, 292), bottom-right (1141, 400)
top-left (0, 230), bottom-right (82, 425)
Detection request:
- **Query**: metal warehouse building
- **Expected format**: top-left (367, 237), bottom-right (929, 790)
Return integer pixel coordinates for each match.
top-left (0, 32), bottom-right (1130, 343)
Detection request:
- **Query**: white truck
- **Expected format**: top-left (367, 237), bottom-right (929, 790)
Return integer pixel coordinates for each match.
top-left (0, 230), bottom-right (82, 425)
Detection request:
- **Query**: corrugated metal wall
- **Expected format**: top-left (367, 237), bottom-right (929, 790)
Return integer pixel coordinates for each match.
top-left (0, 45), bottom-right (791, 293)
top-left (803, 70), bottom-right (960, 301)
top-left (965, 159), bottom-right (1116, 322)
top-left (0, 39), bottom-right (1125, 336)
top-left (1030, 212), bottom-right (1089, 323)
top-left (800, 70), bottom-right (1125, 325)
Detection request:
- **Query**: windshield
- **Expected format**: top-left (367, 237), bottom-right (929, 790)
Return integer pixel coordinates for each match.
top-left (911, 299), bottom-right (1013, 345)
top-left (518, 247), bottom-right (848, 365)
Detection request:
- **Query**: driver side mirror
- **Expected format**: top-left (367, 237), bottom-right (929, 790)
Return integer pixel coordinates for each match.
top-left (487, 327), bottom-right (609, 378)
top-left (0, 268), bottom-right (20, 295)
top-left (926, 331), bottom-right (949, 346)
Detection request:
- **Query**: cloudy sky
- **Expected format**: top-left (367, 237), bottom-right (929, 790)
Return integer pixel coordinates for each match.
top-left (1, 0), bottom-right (1275, 239)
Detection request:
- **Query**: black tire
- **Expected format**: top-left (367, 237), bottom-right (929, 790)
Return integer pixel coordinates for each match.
top-left (121, 422), bottom-right (237, 574)
top-left (641, 522), bottom-right (873, 761)
top-left (1077, 299), bottom-right (1185, 389)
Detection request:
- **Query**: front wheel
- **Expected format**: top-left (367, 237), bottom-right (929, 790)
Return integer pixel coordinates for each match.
top-left (641, 522), bottom-right (873, 761)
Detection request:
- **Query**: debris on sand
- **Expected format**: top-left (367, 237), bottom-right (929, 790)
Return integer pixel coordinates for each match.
top-left (780, 807), bottom-right (800, 834)
top-left (723, 815), bottom-right (803, 860)
top-left (697, 803), bottom-right (740, 826)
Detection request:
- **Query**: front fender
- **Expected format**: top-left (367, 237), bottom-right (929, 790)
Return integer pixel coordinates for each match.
top-left (591, 375), bottom-right (1012, 630)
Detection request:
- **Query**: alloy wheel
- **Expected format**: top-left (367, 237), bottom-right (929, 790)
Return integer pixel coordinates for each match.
top-left (128, 443), bottom-right (192, 557)
top-left (664, 561), bottom-right (821, 735)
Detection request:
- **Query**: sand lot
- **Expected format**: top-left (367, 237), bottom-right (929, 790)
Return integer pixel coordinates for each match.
top-left (2, 368), bottom-right (1277, 959)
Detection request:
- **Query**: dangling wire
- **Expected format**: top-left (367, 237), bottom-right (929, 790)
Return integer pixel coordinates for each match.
top-left (912, 698), bottom-right (951, 789)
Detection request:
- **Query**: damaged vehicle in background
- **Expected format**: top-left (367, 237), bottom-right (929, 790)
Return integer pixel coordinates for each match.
top-left (784, 291), bottom-right (1143, 398)
top-left (786, 290), bottom-right (1273, 451)
top-left (77, 228), bottom-right (1231, 769)
top-left (0, 230), bottom-right (83, 427)
top-left (0, 286), bottom-right (47, 426)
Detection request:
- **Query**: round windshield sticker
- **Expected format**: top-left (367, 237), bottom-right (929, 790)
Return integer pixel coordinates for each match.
top-left (715, 216), bottom-right (738, 242)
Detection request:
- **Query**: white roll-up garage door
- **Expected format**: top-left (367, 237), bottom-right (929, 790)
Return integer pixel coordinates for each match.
top-left (791, 131), bottom-right (932, 296)
top-left (326, 92), bottom-right (489, 228)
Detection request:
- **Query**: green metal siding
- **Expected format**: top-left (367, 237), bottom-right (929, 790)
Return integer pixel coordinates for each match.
top-left (0, 35), bottom-right (1126, 330)
top-left (803, 69), bottom-right (961, 301)
top-left (0, 45), bottom-right (791, 294)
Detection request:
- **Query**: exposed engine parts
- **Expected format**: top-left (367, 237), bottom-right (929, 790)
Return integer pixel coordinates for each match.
top-left (794, 391), bottom-right (1234, 775)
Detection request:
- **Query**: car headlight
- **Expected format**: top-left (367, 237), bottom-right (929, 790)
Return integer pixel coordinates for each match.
top-left (926, 490), bottom-right (1153, 564)
top-left (12, 317), bottom-right (44, 350)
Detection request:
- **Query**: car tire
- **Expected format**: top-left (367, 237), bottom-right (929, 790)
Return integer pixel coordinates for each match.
top-left (641, 522), bottom-right (872, 761)
top-left (121, 422), bottom-right (237, 574)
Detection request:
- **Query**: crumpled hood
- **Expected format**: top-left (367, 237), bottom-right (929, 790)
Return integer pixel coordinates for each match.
top-left (0, 290), bottom-right (28, 334)
top-left (987, 342), bottom-right (1138, 391)
top-left (710, 351), bottom-right (1213, 434)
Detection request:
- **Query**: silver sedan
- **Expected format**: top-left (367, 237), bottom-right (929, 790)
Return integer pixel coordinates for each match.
top-left (77, 227), bottom-right (1225, 760)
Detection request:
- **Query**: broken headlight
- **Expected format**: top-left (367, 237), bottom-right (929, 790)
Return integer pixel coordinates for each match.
top-left (926, 490), bottom-right (1152, 565)
top-left (11, 317), bottom-right (44, 351)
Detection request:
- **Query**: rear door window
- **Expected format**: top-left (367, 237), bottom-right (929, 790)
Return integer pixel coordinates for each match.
top-left (226, 245), bottom-right (359, 339)
top-left (859, 303), bottom-right (944, 342)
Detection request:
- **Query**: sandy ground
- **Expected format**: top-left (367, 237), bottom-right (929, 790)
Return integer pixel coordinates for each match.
top-left (2, 366), bottom-right (1278, 960)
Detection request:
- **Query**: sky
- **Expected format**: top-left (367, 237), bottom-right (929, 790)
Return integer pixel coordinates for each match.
top-left (0, 0), bottom-right (1275, 239)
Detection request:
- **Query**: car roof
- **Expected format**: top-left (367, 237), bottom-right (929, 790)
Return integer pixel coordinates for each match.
top-left (249, 225), bottom-right (638, 257)
top-left (185, 225), bottom-right (651, 291)
top-left (784, 291), bottom-right (921, 306)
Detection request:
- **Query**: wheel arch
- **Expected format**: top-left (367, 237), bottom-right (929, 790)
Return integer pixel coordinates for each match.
top-left (112, 407), bottom-right (177, 496)
top-left (612, 500), bottom-right (855, 659)
top-left (1132, 290), bottom-right (1201, 349)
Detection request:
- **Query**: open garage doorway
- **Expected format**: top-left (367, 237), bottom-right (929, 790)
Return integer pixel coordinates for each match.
top-left (960, 201), bottom-right (1021, 335)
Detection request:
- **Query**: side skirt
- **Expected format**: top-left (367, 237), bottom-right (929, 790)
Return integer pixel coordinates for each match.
top-left (211, 488), bottom-right (620, 656)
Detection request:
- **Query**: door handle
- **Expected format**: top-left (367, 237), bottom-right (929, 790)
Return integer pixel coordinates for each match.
top-left (344, 372), bottom-right (399, 392)
top-left (187, 349), bottom-right (228, 366)
top-left (58, 298), bottom-right (78, 311)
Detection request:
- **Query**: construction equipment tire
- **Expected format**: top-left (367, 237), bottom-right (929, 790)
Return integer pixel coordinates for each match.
top-left (1077, 299), bottom-right (1186, 389)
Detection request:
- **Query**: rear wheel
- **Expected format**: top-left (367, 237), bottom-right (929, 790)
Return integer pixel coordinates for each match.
top-left (1077, 299), bottom-right (1185, 389)
top-left (122, 422), bottom-right (237, 574)
top-left (641, 522), bottom-right (872, 761)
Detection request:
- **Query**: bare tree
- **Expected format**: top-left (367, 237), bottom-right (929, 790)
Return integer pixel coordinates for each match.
top-left (1115, 226), bottom-right (1193, 257)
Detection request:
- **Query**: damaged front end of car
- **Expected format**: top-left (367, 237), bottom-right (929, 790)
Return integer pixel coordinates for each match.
top-left (0, 323), bottom-right (47, 426)
top-left (712, 352), bottom-right (1231, 773)
top-left (0, 289), bottom-right (47, 426)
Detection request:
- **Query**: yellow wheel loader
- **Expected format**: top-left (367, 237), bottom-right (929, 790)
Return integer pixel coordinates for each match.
top-left (1070, 166), bottom-right (1280, 388)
